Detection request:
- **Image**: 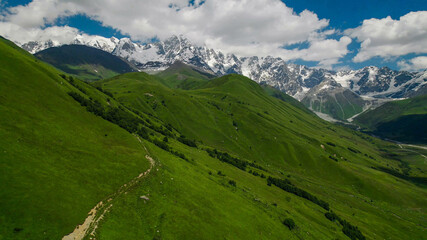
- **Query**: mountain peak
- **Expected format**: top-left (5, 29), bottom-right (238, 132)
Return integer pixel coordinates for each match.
top-left (17, 34), bottom-right (427, 103)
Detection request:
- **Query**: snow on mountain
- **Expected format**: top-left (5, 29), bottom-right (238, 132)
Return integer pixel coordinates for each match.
top-left (330, 66), bottom-right (427, 98)
top-left (18, 34), bottom-right (427, 103)
top-left (72, 35), bottom-right (119, 53)
top-left (19, 35), bottom-right (119, 54)
top-left (21, 39), bottom-right (57, 54)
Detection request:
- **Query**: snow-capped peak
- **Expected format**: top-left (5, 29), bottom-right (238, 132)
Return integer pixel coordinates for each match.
top-left (18, 34), bottom-right (427, 100)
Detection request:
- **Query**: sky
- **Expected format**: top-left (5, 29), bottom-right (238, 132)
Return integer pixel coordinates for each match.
top-left (0, 0), bottom-right (426, 71)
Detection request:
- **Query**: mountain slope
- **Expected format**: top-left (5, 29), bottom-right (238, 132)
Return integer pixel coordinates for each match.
top-left (0, 37), bottom-right (151, 239)
top-left (301, 80), bottom-right (365, 121)
top-left (35, 45), bottom-right (136, 81)
top-left (93, 70), bottom-right (427, 239)
top-left (354, 94), bottom-right (427, 143)
top-left (155, 60), bottom-right (214, 89)
top-left (19, 35), bottom-right (427, 99)
top-left (2, 37), bottom-right (427, 240)
top-left (18, 35), bottom-right (427, 121)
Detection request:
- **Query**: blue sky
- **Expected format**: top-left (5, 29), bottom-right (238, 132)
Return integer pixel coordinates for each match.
top-left (1, 0), bottom-right (426, 71)
top-left (283, 0), bottom-right (427, 70)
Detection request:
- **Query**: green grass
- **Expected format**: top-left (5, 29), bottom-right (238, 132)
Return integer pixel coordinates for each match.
top-left (92, 71), bottom-right (427, 239)
top-left (354, 94), bottom-right (427, 143)
top-left (155, 61), bottom-right (214, 89)
top-left (0, 37), bottom-right (150, 239)
top-left (1, 36), bottom-right (426, 240)
top-left (61, 63), bottom-right (120, 81)
top-left (302, 90), bottom-right (364, 120)
top-left (35, 44), bottom-right (136, 81)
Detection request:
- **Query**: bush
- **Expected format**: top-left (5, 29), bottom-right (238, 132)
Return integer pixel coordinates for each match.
top-left (341, 219), bottom-right (365, 240)
top-left (206, 149), bottom-right (247, 170)
top-left (248, 162), bottom-right (267, 171)
top-left (232, 120), bottom-right (238, 127)
top-left (329, 155), bottom-right (338, 162)
top-left (67, 91), bottom-right (143, 133)
top-left (178, 136), bottom-right (197, 148)
top-left (171, 150), bottom-right (188, 161)
top-left (267, 176), bottom-right (329, 211)
top-left (137, 126), bottom-right (149, 139)
top-left (324, 211), bottom-right (365, 240)
top-left (283, 218), bottom-right (296, 230)
top-left (325, 211), bottom-right (339, 222)
top-left (152, 139), bottom-right (170, 151)
top-left (348, 147), bottom-right (360, 154)
top-left (228, 180), bottom-right (236, 187)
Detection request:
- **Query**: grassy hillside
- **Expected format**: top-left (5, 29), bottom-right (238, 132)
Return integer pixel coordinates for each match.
top-left (93, 70), bottom-right (427, 239)
top-left (35, 45), bottom-right (136, 81)
top-left (155, 61), bottom-right (214, 89)
top-left (0, 37), bottom-right (151, 239)
top-left (302, 88), bottom-right (365, 121)
top-left (354, 94), bottom-right (427, 143)
top-left (1, 36), bottom-right (426, 240)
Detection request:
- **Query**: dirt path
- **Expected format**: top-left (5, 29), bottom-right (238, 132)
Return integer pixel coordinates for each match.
top-left (62, 136), bottom-right (154, 240)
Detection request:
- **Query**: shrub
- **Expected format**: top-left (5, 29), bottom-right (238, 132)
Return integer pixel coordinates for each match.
top-left (325, 211), bottom-right (339, 222)
top-left (329, 155), bottom-right (338, 162)
top-left (283, 218), bottom-right (296, 230)
top-left (178, 136), bottom-right (197, 148)
top-left (232, 120), bottom-right (238, 127)
top-left (267, 176), bottom-right (329, 211)
top-left (137, 126), bottom-right (149, 139)
top-left (228, 180), bottom-right (236, 187)
top-left (348, 147), bottom-right (360, 154)
top-left (206, 149), bottom-right (247, 170)
top-left (324, 212), bottom-right (365, 240)
top-left (171, 150), bottom-right (188, 161)
top-left (340, 219), bottom-right (365, 240)
top-left (152, 139), bottom-right (169, 151)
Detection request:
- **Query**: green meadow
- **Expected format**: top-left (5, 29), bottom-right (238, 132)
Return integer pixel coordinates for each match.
top-left (0, 37), bottom-right (426, 239)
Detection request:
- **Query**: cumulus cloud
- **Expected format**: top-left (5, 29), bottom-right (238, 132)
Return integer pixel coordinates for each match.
top-left (0, 0), bottom-right (351, 67)
top-left (0, 21), bottom-right (81, 44)
top-left (397, 56), bottom-right (427, 71)
top-left (346, 11), bottom-right (427, 62)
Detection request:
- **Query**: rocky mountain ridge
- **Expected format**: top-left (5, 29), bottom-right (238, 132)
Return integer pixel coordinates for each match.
top-left (17, 34), bottom-right (427, 120)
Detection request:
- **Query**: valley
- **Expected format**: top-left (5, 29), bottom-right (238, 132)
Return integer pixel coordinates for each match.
top-left (17, 35), bottom-right (427, 123)
top-left (0, 35), bottom-right (426, 240)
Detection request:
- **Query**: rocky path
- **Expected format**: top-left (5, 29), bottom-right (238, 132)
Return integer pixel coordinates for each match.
top-left (62, 136), bottom-right (154, 240)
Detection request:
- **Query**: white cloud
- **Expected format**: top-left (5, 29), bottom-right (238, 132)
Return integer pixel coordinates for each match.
top-left (397, 56), bottom-right (427, 71)
top-left (0, 21), bottom-right (81, 44)
top-left (346, 11), bottom-right (427, 62)
top-left (0, 0), bottom-right (350, 67)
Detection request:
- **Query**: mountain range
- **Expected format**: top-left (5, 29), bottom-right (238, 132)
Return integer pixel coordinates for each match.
top-left (18, 35), bottom-right (427, 120)
top-left (2, 35), bottom-right (427, 240)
